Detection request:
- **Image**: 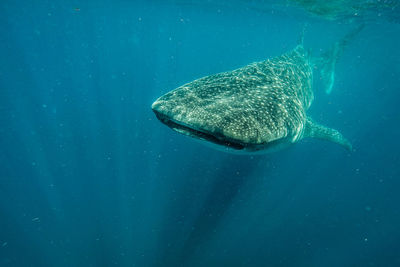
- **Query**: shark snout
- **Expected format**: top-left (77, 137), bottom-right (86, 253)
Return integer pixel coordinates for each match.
top-left (151, 98), bottom-right (163, 113)
top-left (151, 98), bottom-right (184, 122)
top-left (152, 97), bottom-right (219, 133)
top-left (151, 97), bottom-right (247, 150)
top-left (151, 99), bottom-right (173, 124)
top-left (151, 98), bottom-right (192, 128)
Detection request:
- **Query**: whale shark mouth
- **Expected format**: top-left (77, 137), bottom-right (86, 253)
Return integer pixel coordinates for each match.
top-left (153, 110), bottom-right (245, 150)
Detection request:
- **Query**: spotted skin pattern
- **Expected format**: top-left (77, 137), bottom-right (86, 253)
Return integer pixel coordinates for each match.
top-left (152, 45), bottom-right (350, 153)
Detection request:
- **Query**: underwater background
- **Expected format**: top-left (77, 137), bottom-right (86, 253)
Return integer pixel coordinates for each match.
top-left (1, 0), bottom-right (399, 266)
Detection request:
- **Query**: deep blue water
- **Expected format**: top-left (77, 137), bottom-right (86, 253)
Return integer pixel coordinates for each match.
top-left (1, 1), bottom-right (400, 266)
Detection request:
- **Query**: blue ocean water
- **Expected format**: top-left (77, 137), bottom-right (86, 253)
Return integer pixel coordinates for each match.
top-left (0, 0), bottom-right (400, 266)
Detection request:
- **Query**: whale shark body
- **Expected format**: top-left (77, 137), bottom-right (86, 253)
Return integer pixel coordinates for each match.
top-left (151, 32), bottom-right (359, 154)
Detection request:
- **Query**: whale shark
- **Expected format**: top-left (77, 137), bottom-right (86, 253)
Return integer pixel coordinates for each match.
top-left (152, 27), bottom-right (362, 154)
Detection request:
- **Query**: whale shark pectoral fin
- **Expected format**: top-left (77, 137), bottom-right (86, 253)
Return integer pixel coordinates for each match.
top-left (304, 118), bottom-right (352, 151)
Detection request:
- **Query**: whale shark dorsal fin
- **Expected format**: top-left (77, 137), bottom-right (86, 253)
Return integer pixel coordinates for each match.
top-left (304, 117), bottom-right (352, 151)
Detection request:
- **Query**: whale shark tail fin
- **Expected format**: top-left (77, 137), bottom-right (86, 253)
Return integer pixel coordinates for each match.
top-left (318, 24), bottom-right (364, 94)
top-left (304, 117), bottom-right (352, 151)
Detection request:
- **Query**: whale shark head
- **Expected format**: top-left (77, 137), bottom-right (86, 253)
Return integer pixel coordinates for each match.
top-left (151, 67), bottom-right (296, 153)
top-left (152, 90), bottom-right (247, 151)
